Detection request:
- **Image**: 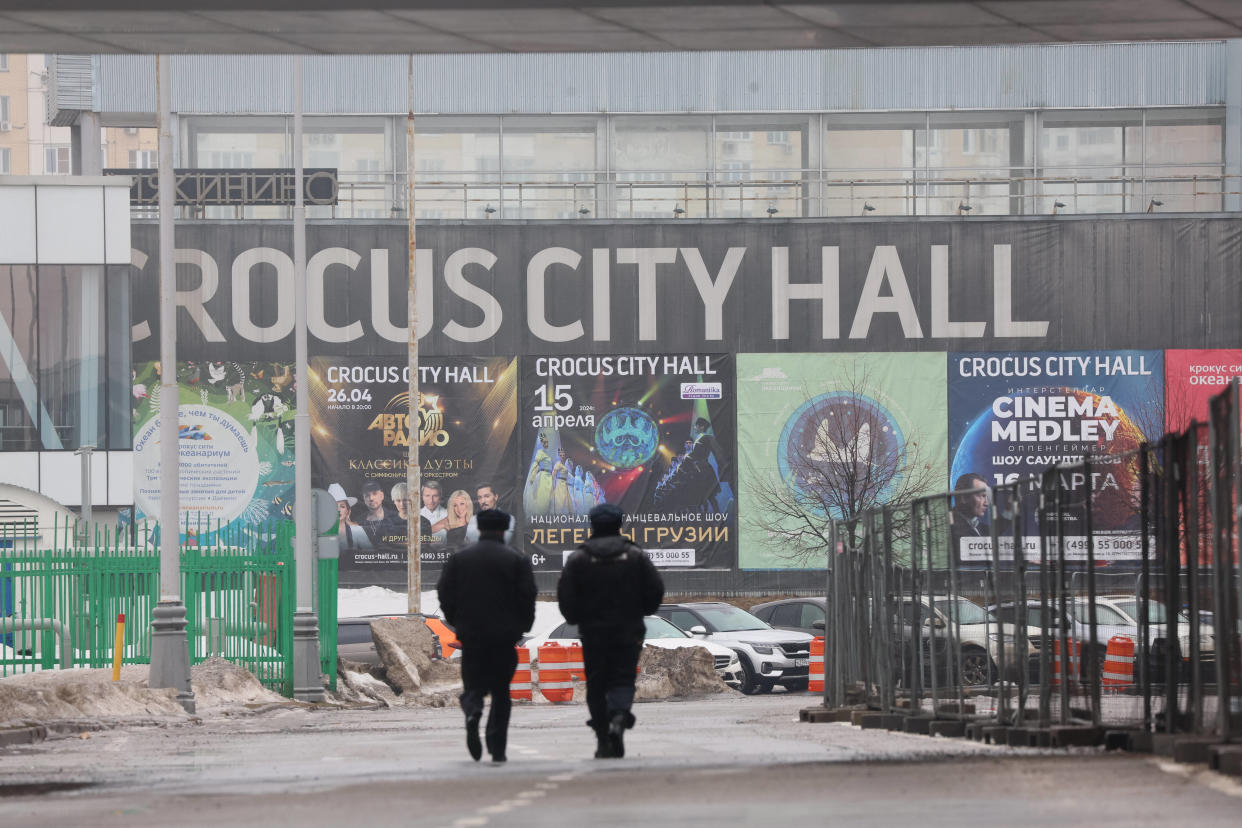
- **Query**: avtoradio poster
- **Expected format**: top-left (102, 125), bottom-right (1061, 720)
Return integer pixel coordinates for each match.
top-left (310, 356), bottom-right (519, 579)
top-left (519, 354), bottom-right (736, 570)
top-left (131, 360), bottom-right (297, 542)
top-left (948, 350), bottom-right (1163, 563)
top-left (737, 353), bottom-right (948, 570)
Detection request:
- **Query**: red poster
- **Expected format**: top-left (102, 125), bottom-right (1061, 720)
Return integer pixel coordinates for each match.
top-left (1164, 350), bottom-right (1242, 432)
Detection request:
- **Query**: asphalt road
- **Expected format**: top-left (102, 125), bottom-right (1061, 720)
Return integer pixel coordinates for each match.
top-left (2, 694), bottom-right (1240, 827)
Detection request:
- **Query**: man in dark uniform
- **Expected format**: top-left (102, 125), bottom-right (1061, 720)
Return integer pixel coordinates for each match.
top-left (950, 472), bottom-right (991, 552)
top-left (557, 504), bottom-right (664, 759)
top-left (436, 509), bottom-right (536, 763)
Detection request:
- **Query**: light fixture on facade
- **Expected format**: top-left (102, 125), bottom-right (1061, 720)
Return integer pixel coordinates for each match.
top-left (578, 206), bottom-right (591, 217)
top-left (766, 206), bottom-right (778, 217)
top-left (673, 206), bottom-right (685, 217)
top-left (1052, 200), bottom-right (1066, 215)
top-left (957, 202), bottom-right (973, 216)
top-left (1147, 199), bottom-right (1163, 213)
top-left (483, 204), bottom-right (496, 217)
top-left (862, 202), bottom-right (876, 214)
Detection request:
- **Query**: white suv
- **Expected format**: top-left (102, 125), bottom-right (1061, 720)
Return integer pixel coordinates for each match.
top-left (657, 602), bottom-right (815, 695)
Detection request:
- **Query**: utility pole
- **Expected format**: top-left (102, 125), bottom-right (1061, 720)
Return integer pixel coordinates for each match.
top-left (291, 55), bottom-right (325, 702)
top-left (406, 53), bottom-right (421, 616)
top-left (148, 54), bottom-right (194, 714)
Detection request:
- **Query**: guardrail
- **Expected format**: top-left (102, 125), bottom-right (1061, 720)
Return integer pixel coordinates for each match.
top-left (150, 164), bottom-right (1233, 220)
top-left (823, 380), bottom-right (1242, 749)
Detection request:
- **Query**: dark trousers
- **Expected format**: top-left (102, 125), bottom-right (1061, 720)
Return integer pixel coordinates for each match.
top-left (581, 634), bottom-right (643, 732)
top-left (459, 640), bottom-right (518, 757)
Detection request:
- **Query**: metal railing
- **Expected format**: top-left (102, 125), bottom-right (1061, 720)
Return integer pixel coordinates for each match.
top-left (0, 514), bottom-right (339, 696)
top-left (825, 380), bottom-right (1242, 747)
top-left (156, 163), bottom-right (1233, 221)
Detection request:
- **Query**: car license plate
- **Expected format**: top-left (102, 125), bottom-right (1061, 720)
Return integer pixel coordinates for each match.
top-left (793, 658), bottom-right (809, 667)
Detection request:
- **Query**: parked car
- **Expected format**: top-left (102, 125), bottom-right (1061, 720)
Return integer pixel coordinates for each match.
top-left (337, 615), bottom-right (446, 668)
top-left (526, 615), bottom-right (743, 689)
top-left (655, 602), bottom-right (814, 695)
top-left (750, 597), bottom-right (826, 637)
top-left (987, 596), bottom-right (1209, 683)
top-left (896, 595), bottom-right (1029, 686)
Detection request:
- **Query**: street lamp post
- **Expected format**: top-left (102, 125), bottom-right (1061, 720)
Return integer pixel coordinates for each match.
top-left (291, 55), bottom-right (325, 703)
top-left (148, 53), bottom-right (195, 714)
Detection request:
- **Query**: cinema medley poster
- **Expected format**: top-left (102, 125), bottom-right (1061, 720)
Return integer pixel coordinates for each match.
top-left (736, 353), bottom-right (949, 571)
top-left (131, 360), bottom-right (298, 543)
top-left (310, 356), bottom-right (519, 579)
top-left (948, 350), bottom-right (1164, 564)
top-left (519, 354), bottom-right (737, 570)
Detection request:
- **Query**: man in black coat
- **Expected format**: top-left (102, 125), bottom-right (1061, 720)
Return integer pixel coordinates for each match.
top-left (437, 509), bottom-right (536, 763)
top-left (557, 504), bottom-right (664, 759)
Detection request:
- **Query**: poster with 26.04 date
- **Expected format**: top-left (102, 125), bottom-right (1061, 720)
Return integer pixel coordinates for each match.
top-left (310, 356), bottom-right (519, 582)
top-left (520, 353), bottom-right (736, 570)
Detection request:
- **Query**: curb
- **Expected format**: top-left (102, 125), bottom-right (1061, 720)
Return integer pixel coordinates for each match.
top-left (0, 724), bottom-right (48, 748)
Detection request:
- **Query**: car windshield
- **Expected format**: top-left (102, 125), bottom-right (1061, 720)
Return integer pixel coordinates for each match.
top-left (1112, 600), bottom-right (1168, 624)
top-left (939, 598), bottom-right (995, 626)
top-left (694, 605), bottom-right (770, 632)
top-left (644, 616), bottom-right (690, 639)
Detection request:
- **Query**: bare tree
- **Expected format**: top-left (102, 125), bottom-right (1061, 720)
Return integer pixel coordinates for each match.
top-left (744, 361), bottom-right (941, 568)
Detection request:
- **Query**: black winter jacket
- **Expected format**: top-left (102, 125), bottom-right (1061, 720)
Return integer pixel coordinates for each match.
top-left (437, 539), bottom-right (537, 645)
top-left (557, 534), bottom-right (664, 642)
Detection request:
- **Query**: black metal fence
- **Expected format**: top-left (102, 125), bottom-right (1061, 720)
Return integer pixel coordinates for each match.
top-left (825, 380), bottom-right (1242, 746)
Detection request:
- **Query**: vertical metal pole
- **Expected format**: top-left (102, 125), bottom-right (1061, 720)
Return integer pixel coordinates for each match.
top-left (1139, 444), bottom-right (1152, 731)
top-left (149, 54), bottom-right (194, 713)
top-left (75, 445), bottom-right (94, 545)
top-left (1083, 459), bottom-right (1101, 727)
top-left (406, 55), bottom-right (421, 616)
top-left (290, 56), bottom-right (325, 703)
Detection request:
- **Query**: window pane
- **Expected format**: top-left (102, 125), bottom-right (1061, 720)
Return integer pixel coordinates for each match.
top-left (714, 123), bottom-right (804, 218)
top-left (823, 128), bottom-right (914, 216)
top-left (1039, 115), bottom-right (1136, 214)
top-left (614, 119), bottom-right (709, 218)
top-left (919, 122), bottom-right (1013, 216)
top-left (39, 266), bottom-right (106, 450)
top-left (415, 130), bottom-right (500, 220)
top-left (0, 266), bottom-right (39, 451)
top-left (501, 129), bottom-right (595, 219)
top-left (106, 264), bottom-right (132, 451)
top-left (194, 126), bottom-right (287, 219)
top-left (1145, 117), bottom-right (1224, 212)
top-left (304, 128), bottom-right (387, 219)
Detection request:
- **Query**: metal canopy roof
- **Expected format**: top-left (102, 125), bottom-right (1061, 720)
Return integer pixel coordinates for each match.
top-left (1, 1), bottom-right (1240, 54)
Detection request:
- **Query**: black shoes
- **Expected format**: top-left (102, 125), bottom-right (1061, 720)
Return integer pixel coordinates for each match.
top-left (465, 712), bottom-right (482, 762)
top-left (594, 733), bottom-right (613, 759)
top-left (607, 712), bottom-right (626, 759)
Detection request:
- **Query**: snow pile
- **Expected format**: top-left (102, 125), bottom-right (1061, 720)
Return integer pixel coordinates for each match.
top-left (0, 667), bottom-right (186, 725)
top-left (370, 617), bottom-right (436, 694)
top-left (635, 644), bottom-right (727, 700)
top-left (189, 658), bottom-right (287, 710)
top-left (337, 586), bottom-right (433, 618)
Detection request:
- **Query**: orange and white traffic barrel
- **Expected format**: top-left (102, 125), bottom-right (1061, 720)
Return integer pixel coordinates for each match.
top-left (1052, 638), bottom-right (1081, 687)
top-left (538, 643), bottom-right (574, 703)
top-left (1101, 635), bottom-right (1135, 693)
top-left (510, 646), bottom-right (534, 701)
top-left (809, 636), bottom-right (825, 694)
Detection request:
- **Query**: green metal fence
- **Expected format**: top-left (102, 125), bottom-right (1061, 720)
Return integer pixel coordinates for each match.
top-left (317, 554), bottom-right (339, 691)
top-left (0, 514), bottom-right (339, 699)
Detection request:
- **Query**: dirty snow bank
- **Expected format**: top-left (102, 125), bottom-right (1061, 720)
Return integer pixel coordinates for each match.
top-left (0, 667), bottom-right (185, 725)
top-left (190, 658), bottom-right (287, 710)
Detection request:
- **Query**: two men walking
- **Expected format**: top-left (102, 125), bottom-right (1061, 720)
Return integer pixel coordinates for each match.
top-left (436, 502), bottom-right (664, 762)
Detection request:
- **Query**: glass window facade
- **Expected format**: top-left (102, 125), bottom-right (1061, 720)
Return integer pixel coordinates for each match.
top-left (0, 264), bottom-right (129, 451)
top-left (160, 107), bottom-right (1225, 219)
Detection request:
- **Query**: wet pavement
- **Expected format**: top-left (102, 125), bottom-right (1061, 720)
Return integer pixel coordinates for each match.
top-left (1, 694), bottom-right (1240, 826)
